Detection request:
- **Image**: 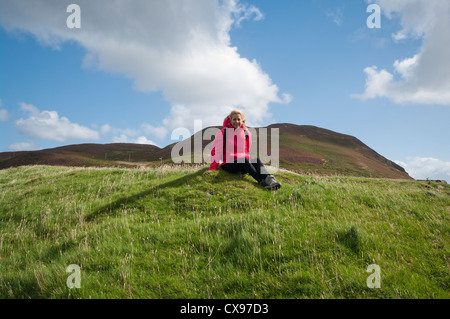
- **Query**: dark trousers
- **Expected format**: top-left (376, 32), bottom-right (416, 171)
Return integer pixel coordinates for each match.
top-left (221, 158), bottom-right (269, 183)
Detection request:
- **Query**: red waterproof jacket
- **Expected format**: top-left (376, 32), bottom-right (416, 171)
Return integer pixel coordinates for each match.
top-left (208, 117), bottom-right (252, 171)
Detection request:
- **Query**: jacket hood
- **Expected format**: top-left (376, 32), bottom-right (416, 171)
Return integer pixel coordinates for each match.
top-left (223, 117), bottom-right (233, 128)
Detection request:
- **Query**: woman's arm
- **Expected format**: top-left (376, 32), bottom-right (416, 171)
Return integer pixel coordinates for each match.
top-left (206, 129), bottom-right (224, 172)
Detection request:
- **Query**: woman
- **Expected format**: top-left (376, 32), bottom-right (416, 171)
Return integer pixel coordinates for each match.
top-left (203, 110), bottom-right (281, 190)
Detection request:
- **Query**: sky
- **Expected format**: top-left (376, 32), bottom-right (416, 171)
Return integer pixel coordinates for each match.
top-left (0, 0), bottom-right (449, 180)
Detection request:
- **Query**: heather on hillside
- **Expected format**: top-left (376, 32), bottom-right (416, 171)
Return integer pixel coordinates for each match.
top-left (0, 125), bottom-right (412, 180)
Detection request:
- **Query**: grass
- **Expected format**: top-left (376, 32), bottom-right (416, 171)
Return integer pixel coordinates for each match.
top-left (0, 165), bottom-right (449, 299)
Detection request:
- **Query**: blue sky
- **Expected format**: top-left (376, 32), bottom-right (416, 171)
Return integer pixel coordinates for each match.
top-left (0, 0), bottom-right (449, 180)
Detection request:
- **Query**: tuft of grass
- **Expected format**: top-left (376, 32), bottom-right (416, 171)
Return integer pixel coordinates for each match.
top-left (0, 165), bottom-right (449, 299)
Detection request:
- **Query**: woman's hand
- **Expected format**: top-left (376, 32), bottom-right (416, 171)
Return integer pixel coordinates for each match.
top-left (203, 170), bottom-right (212, 175)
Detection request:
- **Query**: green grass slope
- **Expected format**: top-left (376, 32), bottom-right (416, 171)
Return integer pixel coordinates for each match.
top-left (0, 166), bottom-right (448, 299)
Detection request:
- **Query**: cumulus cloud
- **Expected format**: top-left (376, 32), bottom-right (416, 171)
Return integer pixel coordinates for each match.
top-left (354, 0), bottom-right (450, 105)
top-left (0, 109), bottom-right (9, 122)
top-left (101, 123), bottom-right (161, 145)
top-left (395, 157), bottom-right (450, 180)
top-left (0, 99), bottom-right (10, 121)
top-left (101, 124), bottom-right (137, 137)
top-left (142, 123), bottom-right (169, 140)
top-left (0, 0), bottom-right (289, 138)
top-left (113, 134), bottom-right (158, 147)
top-left (8, 141), bottom-right (41, 152)
top-left (15, 103), bottom-right (100, 142)
top-left (100, 124), bottom-right (113, 135)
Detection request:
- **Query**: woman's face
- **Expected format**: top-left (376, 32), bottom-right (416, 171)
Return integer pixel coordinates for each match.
top-left (231, 114), bottom-right (243, 129)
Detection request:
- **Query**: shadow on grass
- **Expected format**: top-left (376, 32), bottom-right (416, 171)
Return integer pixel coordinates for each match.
top-left (85, 168), bottom-right (255, 222)
top-left (336, 225), bottom-right (362, 254)
top-left (1, 274), bottom-right (46, 298)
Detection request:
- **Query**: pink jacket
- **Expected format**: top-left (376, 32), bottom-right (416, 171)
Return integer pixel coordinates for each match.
top-left (208, 117), bottom-right (252, 171)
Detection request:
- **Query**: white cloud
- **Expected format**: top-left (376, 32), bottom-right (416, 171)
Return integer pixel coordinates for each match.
top-left (0, 109), bottom-right (9, 122)
top-left (8, 141), bottom-right (41, 152)
top-left (100, 124), bottom-right (113, 135)
top-left (101, 124), bottom-right (137, 137)
top-left (326, 8), bottom-right (344, 26)
top-left (0, 0), bottom-right (289, 134)
top-left (112, 134), bottom-right (158, 147)
top-left (142, 123), bottom-right (169, 140)
top-left (15, 103), bottom-right (100, 142)
top-left (395, 157), bottom-right (450, 180)
top-left (102, 123), bottom-right (162, 145)
top-left (0, 99), bottom-right (10, 121)
top-left (232, 2), bottom-right (264, 27)
top-left (355, 0), bottom-right (450, 105)
top-left (354, 66), bottom-right (393, 100)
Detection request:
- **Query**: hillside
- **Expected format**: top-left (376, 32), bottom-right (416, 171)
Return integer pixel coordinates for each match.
top-left (0, 165), bottom-right (448, 299)
top-left (0, 124), bottom-right (412, 180)
top-left (271, 124), bottom-right (411, 179)
top-left (0, 143), bottom-right (162, 169)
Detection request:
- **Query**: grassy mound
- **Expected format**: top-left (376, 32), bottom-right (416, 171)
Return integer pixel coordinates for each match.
top-left (0, 165), bottom-right (448, 298)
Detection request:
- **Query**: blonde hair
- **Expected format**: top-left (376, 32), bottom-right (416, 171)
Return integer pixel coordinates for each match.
top-left (227, 109), bottom-right (248, 130)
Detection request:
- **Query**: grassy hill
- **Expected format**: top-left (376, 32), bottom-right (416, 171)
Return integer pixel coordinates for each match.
top-left (0, 124), bottom-right (412, 180)
top-left (0, 165), bottom-right (447, 299)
